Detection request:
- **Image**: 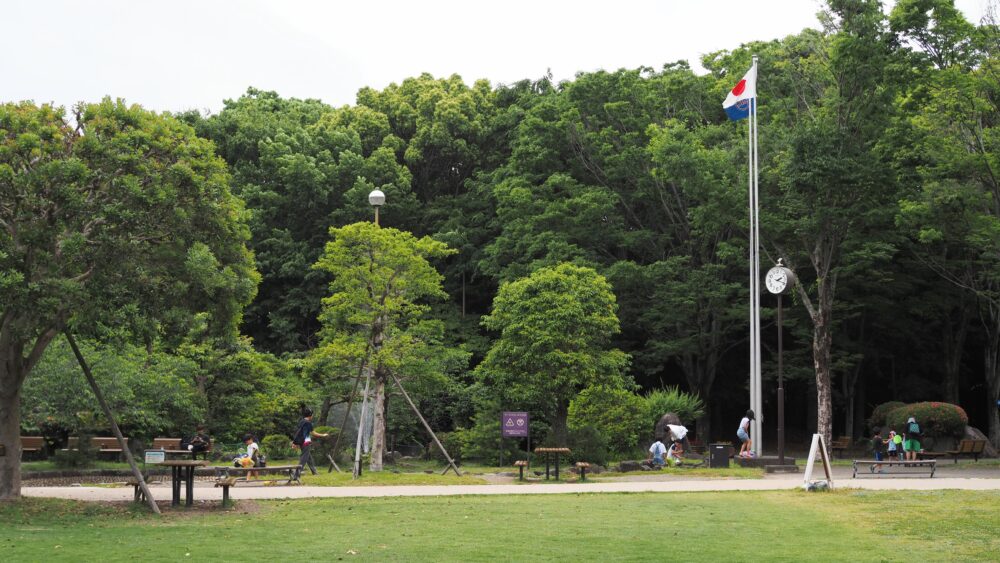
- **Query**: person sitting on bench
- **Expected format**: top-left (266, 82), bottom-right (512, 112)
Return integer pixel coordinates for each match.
top-left (186, 424), bottom-right (211, 456)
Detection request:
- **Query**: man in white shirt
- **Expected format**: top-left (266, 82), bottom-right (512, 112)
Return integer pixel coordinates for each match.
top-left (647, 439), bottom-right (667, 468)
top-left (665, 424), bottom-right (694, 459)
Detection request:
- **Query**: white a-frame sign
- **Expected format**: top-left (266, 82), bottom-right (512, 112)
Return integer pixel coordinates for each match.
top-left (802, 433), bottom-right (834, 490)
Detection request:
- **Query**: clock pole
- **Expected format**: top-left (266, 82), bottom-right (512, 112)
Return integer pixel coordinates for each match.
top-left (777, 291), bottom-right (785, 465)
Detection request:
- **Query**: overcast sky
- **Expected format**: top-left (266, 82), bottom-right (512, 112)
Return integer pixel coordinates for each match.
top-left (1, 0), bottom-right (991, 114)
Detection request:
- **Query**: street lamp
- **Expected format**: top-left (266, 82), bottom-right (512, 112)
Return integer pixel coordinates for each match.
top-left (368, 189), bottom-right (385, 226)
top-left (765, 259), bottom-right (796, 465)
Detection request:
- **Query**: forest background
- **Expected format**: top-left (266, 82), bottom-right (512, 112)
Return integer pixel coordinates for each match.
top-left (5, 1), bottom-right (1000, 476)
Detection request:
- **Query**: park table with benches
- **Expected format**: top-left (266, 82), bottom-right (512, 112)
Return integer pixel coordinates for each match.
top-left (534, 447), bottom-right (572, 481)
top-left (852, 458), bottom-right (936, 478)
top-left (155, 459), bottom-right (209, 507)
top-left (211, 464), bottom-right (303, 507)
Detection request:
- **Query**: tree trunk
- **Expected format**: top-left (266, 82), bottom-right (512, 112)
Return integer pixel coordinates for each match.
top-left (551, 399), bottom-right (569, 446)
top-left (369, 371), bottom-right (387, 472)
top-left (814, 304), bottom-right (834, 454)
top-left (0, 375), bottom-right (22, 501)
top-left (943, 301), bottom-right (969, 405)
top-left (985, 308), bottom-right (1000, 450)
top-left (319, 396), bottom-right (332, 427)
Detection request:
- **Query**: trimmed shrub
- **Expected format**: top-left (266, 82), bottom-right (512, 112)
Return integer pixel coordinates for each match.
top-left (569, 386), bottom-right (647, 454)
top-left (261, 434), bottom-right (295, 461)
top-left (868, 401), bottom-right (905, 430)
top-left (567, 425), bottom-right (609, 466)
top-left (644, 387), bottom-right (705, 430)
top-left (309, 426), bottom-right (339, 465)
top-left (885, 402), bottom-right (968, 438)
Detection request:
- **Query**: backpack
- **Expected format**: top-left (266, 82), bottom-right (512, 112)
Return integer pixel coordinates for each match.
top-left (907, 422), bottom-right (921, 438)
top-left (292, 420), bottom-right (306, 446)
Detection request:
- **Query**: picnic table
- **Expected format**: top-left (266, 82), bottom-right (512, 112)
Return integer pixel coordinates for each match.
top-left (156, 459), bottom-right (209, 506)
top-left (534, 447), bottom-right (571, 481)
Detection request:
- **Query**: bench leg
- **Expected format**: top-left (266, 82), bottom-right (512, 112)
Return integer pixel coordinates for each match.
top-left (222, 485), bottom-right (231, 508)
top-left (518, 466), bottom-right (524, 481)
top-left (580, 467), bottom-right (586, 482)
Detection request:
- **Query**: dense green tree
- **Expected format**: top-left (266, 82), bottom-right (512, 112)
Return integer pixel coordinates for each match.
top-left (314, 222), bottom-right (467, 471)
top-left (0, 99), bottom-right (257, 499)
top-left (476, 264), bottom-right (629, 445)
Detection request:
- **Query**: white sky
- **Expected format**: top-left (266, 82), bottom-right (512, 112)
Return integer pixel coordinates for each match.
top-left (1, 0), bottom-right (991, 114)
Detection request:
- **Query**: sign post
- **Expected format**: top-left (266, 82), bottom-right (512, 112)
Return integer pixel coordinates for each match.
top-left (501, 411), bottom-right (529, 468)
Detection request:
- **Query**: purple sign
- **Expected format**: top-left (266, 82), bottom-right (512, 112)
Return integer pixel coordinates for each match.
top-left (501, 411), bottom-right (529, 438)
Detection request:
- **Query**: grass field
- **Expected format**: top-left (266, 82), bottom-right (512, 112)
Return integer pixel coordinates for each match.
top-left (2, 490), bottom-right (997, 561)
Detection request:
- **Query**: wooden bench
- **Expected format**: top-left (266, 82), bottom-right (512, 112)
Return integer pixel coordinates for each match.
top-left (215, 477), bottom-right (238, 507)
top-left (62, 437), bottom-right (129, 460)
top-left (513, 460), bottom-right (529, 481)
top-left (852, 458), bottom-right (936, 478)
top-left (211, 464), bottom-right (303, 485)
top-left (947, 439), bottom-right (987, 463)
top-left (20, 436), bottom-right (44, 459)
top-left (152, 438), bottom-right (182, 450)
top-left (575, 462), bottom-right (591, 481)
top-left (915, 451), bottom-right (949, 461)
top-left (830, 437), bottom-right (851, 459)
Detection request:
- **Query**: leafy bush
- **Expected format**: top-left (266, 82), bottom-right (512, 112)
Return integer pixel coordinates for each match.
top-left (454, 410), bottom-right (525, 464)
top-left (425, 431), bottom-right (463, 464)
top-left (309, 425), bottom-right (339, 464)
top-left (885, 402), bottom-right (968, 438)
top-left (52, 414), bottom-right (98, 469)
top-left (868, 401), bottom-right (906, 430)
top-left (567, 425), bottom-right (608, 466)
top-left (644, 387), bottom-right (705, 429)
top-left (568, 386), bottom-right (646, 454)
top-left (261, 434), bottom-right (294, 461)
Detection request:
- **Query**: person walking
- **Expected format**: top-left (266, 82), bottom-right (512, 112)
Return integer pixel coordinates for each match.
top-left (292, 408), bottom-right (329, 477)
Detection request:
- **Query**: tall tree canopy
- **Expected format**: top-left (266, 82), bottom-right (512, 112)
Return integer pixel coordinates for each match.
top-left (0, 99), bottom-right (257, 499)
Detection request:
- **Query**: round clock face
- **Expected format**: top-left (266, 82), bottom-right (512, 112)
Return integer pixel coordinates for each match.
top-left (765, 267), bottom-right (788, 294)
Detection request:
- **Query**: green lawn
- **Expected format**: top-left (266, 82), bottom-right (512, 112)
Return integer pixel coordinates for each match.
top-left (2, 490), bottom-right (997, 561)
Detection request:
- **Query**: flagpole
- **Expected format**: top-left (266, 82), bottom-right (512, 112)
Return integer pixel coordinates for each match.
top-left (751, 55), bottom-right (762, 456)
top-left (746, 59), bottom-right (756, 458)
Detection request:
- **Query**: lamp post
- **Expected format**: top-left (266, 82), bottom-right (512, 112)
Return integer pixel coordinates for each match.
top-left (368, 189), bottom-right (385, 226)
top-left (764, 259), bottom-right (796, 465)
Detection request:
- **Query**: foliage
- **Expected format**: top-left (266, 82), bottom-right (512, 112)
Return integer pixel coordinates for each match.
top-left (868, 401), bottom-right (906, 430)
top-left (21, 338), bottom-right (205, 442)
top-left (644, 387), bottom-right (706, 430)
top-left (885, 402), bottom-right (969, 438)
top-left (51, 415), bottom-right (97, 469)
top-left (476, 263), bottom-right (629, 445)
top-left (424, 431), bottom-right (463, 464)
top-left (566, 425), bottom-right (609, 466)
top-left (568, 386), bottom-right (646, 455)
top-left (260, 434), bottom-right (294, 461)
top-left (309, 425), bottom-right (339, 465)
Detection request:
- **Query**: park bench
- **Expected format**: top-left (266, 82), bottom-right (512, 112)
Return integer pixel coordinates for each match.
top-left (852, 458), bottom-right (936, 478)
top-left (20, 436), bottom-right (44, 459)
top-left (212, 464), bottom-right (303, 485)
top-left (62, 437), bottom-right (129, 461)
top-left (946, 439), bottom-right (987, 463)
top-left (915, 451), bottom-right (948, 461)
top-left (575, 462), bottom-right (591, 481)
top-left (215, 477), bottom-right (238, 507)
top-left (513, 459), bottom-right (529, 481)
top-left (830, 436), bottom-right (851, 459)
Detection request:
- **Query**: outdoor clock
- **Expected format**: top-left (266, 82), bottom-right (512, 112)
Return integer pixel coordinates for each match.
top-left (765, 262), bottom-right (796, 295)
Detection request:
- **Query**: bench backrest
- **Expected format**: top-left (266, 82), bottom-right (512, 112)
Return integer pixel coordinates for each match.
top-left (91, 437), bottom-right (128, 450)
top-left (21, 436), bottom-right (44, 449)
top-left (831, 437), bottom-right (851, 448)
top-left (152, 438), bottom-right (182, 450)
top-left (960, 439), bottom-right (986, 454)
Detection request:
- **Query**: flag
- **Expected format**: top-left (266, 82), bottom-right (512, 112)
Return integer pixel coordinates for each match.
top-left (722, 65), bottom-right (757, 121)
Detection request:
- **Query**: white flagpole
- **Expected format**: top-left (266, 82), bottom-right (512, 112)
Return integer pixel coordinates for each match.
top-left (746, 60), bottom-right (756, 458)
top-left (751, 55), bottom-right (762, 456)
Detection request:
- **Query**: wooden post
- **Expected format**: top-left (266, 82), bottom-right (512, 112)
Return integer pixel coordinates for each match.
top-left (65, 332), bottom-right (160, 514)
top-left (389, 372), bottom-right (462, 476)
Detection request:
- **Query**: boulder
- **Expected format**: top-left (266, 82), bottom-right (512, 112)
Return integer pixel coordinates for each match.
top-left (617, 460), bottom-right (646, 472)
top-left (654, 413), bottom-right (683, 440)
top-left (964, 426), bottom-right (998, 458)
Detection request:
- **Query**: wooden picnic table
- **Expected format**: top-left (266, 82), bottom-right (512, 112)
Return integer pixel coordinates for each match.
top-left (534, 447), bottom-right (571, 481)
top-left (155, 459), bottom-right (209, 507)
